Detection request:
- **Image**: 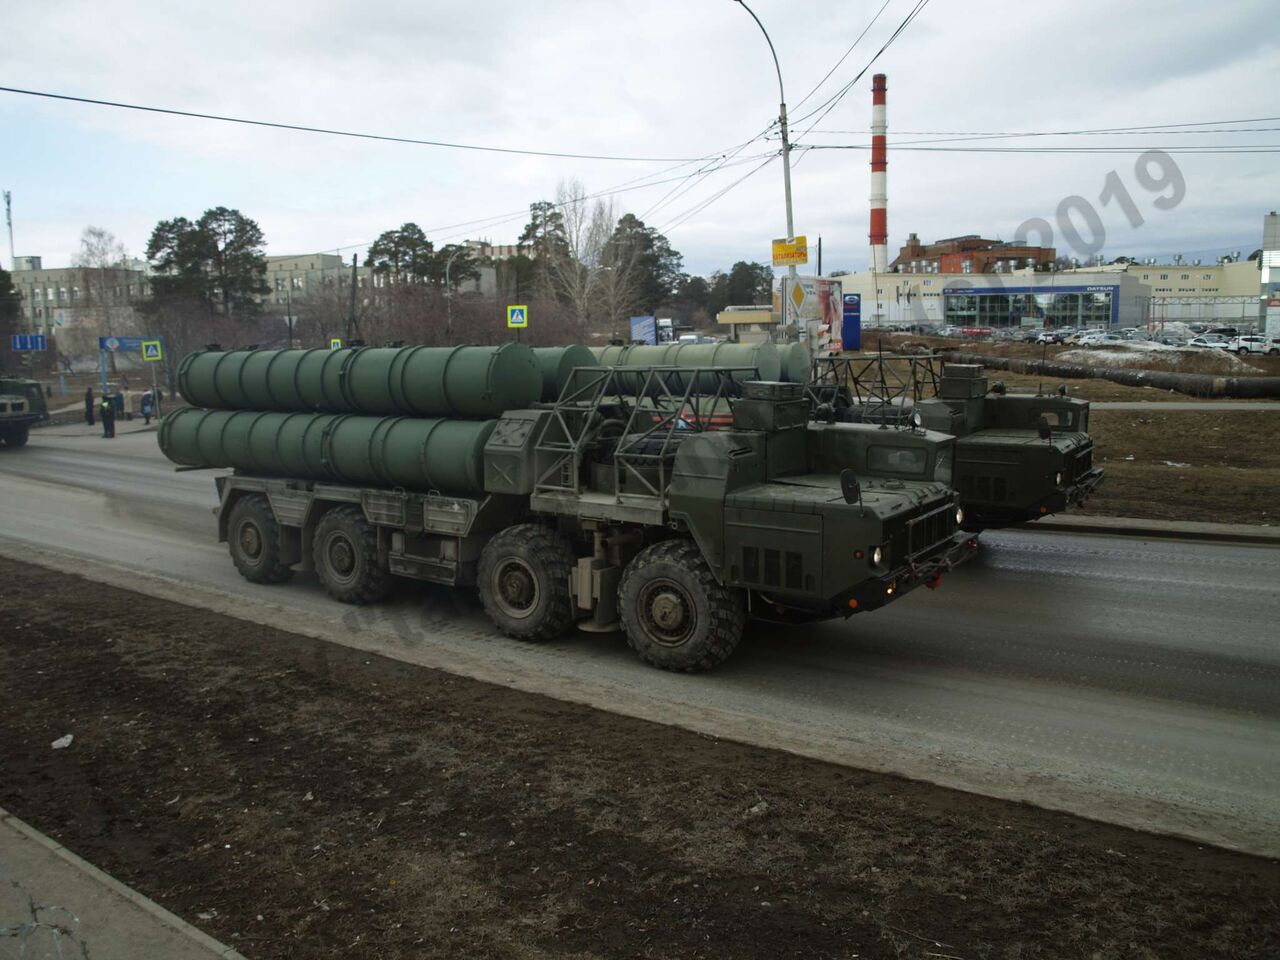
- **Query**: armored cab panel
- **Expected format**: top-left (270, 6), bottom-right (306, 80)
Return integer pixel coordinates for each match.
top-left (939, 363), bottom-right (988, 399)
top-left (732, 381), bottom-right (809, 433)
top-left (914, 397), bottom-right (963, 435)
top-left (483, 409), bottom-right (553, 495)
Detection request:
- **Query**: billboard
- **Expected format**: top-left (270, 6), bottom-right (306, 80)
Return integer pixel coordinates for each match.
top-left (629, 315), bottom-right (657, 345)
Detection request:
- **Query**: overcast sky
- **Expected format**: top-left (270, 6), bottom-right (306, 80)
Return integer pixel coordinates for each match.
top-left (3, 0), bottom-right (1277, 276)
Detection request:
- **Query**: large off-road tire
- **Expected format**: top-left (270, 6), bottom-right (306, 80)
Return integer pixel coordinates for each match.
top-left (478, 524), bottom-right (576, 641)
top-left (312, 505), bottom-right (391, 604)
top-left (227, 495), bottom-right (294, 584)
top-left (618, 539), bottom-right (745, 672)
top-left (0, 424), bottom-right (29, 447)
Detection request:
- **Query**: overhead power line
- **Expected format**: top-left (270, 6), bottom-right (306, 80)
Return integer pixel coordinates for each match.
top-left (800, 143), bottom-right (1280, 154)
top-left (792, 0), bottom-right (895, 111)
top-left (802, 116), bottom-right (1280, 136)
top-left (0, 84), bottom-right (707, 163)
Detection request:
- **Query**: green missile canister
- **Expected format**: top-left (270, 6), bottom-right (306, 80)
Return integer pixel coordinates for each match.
top-left (531, 345), bottom-right (597, 400)
top-left (159, 407), bottom-right (495, 494)
top-left (177, 343), bottom-right (541, 419)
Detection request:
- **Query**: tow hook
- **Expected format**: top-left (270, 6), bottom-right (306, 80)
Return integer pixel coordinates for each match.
top-left (926, 574), bottom-right (943, 590)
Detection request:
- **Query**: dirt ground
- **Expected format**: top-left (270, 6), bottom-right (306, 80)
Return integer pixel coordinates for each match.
top-left (1, 560), bottom-right (1277, 960)
top-left (1086, 410), bottom-right (1280, 523)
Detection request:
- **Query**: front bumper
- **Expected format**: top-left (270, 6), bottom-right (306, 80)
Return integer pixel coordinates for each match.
top-left (965, 467), bottom-right (1106, 529)
top-left (840, 531), bottom-right (979, 614)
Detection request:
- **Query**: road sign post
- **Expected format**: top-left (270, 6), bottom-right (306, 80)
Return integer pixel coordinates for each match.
top-left (506, 305), bottom-right (528, 342)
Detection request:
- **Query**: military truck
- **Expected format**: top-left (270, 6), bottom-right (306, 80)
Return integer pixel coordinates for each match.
top-left (810, 356), bottom-right (1103, 529)
top-left (0, 377), bottom-right (49, 448)
top-left (160, 344), bottom-right (977, 671)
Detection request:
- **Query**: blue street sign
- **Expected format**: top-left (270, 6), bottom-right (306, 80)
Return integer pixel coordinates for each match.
top-left (10, 334), bottom-right (47, 351)
top-left (98, 336), bottom-right (146, 352)
top-left (841, 293), bottom-right (862, 351)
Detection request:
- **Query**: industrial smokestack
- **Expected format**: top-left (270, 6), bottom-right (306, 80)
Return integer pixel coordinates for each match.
top-left (869, 74), bottom-right (888, 274)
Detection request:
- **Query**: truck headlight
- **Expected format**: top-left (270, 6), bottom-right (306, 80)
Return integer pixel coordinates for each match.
top-left (954, 506), bottom-right (964, 526)
top-left (872, 546), bottom-right (883, 566)
top-left (1055, 472), bottom-right (1063, 485)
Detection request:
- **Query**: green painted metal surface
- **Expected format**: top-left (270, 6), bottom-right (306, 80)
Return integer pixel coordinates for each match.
top-left (159, 407), bottom-right (494, 494)
top-left (178, 344), bottom-right (541, 418)
top-left (531, 345), bottom-right (597, 401)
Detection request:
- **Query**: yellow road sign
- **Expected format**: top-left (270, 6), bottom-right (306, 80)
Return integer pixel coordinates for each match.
top-left (507, 305), bottom-right (528, 328)
top-left (329, 337), bottom-right (344, 350)
top-left (141, 339), bottom-right (163, 362)
top-left (772, 236), bottom-right (809, 267)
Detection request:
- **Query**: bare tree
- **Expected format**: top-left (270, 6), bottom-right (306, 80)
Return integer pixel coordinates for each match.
top-left (72, 226), bottom-right (135, 369)
top-left (594, 213), bottom-right (642, 338)
top-left (544, 179), bottom-right (619, 334)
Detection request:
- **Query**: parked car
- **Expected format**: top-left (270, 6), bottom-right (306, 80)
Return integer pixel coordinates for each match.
top-left (1034, 331), bottom-right (1064, 344)
top-left (1228, 335), bottom-right (1279, 355)
top-left (1206, 327), bottom-right (1239, 339)
top-left (1083, 333), bottom-right (1124, 347)
top-left (1188, 336), bottom-right (1232, 349)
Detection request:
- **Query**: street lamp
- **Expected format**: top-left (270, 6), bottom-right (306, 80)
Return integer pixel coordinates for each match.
top-left (444, 246), bottom-right (463, 342)
top-left (732, 0), bottom-right (798, 327)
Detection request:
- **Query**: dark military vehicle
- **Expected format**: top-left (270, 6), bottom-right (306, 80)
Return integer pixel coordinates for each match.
top-left (810, 355), bottom-right (1103, 530)
top-left (0, 377), bottom-right (49, 448)
top-left (160, 344), bottom-right (977, 671)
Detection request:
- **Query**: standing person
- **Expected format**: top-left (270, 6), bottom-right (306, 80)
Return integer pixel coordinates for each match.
top-left (100, 393), bottom-right (116, 439)
top-left (84, 387), bottom-right (95, 427)
top-left (140, 390), bottom-right (154, 426)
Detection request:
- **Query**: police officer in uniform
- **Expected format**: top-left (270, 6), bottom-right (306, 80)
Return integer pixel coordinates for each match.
top-left (100, 392), bottom-right (116, 439)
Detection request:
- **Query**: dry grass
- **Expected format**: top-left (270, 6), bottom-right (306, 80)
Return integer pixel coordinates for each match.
top-left (1088, 410), bottom-right (1280, 523)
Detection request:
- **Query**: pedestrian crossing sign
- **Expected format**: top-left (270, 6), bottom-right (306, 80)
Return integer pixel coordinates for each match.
top-left (329, 338), bottom-right (344, 350)
top-left (506, 305), bottom-right (528, 329)
top-left (141, 339), bottom-right (163, 362)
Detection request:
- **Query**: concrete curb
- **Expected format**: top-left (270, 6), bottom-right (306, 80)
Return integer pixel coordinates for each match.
top-left (0, 806), bottom-right (248, 960)
top-left (1020, 514), bottom-right (1280, 545)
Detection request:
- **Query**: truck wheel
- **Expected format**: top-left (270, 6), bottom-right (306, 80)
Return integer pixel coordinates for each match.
top-left (0, 425), bottom-right (28, 447)
top-left (478, 524), bottom-right (576, 641)
top-left (313, 505), bottom-right (391, 604)
top-left (227, 495), bottom-right (294, 584)
top-left (619, 539), bottom-right (745, 672)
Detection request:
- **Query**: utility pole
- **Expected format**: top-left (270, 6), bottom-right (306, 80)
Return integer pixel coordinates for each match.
top-left (733, 0), bottom-right (798, 332)
top-left (346, 253), bottom-right (360, 342)
top-left (3, 190), bottom-right (13, 268)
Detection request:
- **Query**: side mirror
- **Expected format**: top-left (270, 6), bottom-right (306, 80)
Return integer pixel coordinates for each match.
top-left (840, 468), bottom-right (862, 505)
top-left (1037, 414), bottom-right (1052, 439)
top-left (815, 402), bottom-right (836, 424)
top-left (1057, 384), bottom-right (1068, 396)
top-left (991, 380), bottom-right (1007, 395)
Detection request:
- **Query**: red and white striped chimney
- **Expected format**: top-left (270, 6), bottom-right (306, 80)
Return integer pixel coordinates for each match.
top-left (869, 73), bottom-right (888, 273)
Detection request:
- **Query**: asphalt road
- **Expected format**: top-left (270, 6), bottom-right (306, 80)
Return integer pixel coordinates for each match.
top-left (2, 425), bottom-right (1278, 856)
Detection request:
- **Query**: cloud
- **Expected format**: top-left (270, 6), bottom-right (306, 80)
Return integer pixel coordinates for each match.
top-left (2, 0), bottom-right (1276, 274)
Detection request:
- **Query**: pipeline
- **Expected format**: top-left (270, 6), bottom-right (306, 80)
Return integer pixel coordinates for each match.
top-left (941, 351), bottom-right (1280, 399)
top-left (177, 343), bottom-right (542, 418)
top-left (159, 407), bottom-right (495, 494)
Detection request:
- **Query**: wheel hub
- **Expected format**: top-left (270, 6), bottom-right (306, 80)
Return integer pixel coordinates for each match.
top-left (326, 535), bottom-right (356, 578)
top-left (237, 522), bottom-right (263, 560)
top-left (494, 559), bottom-right (538, 619)
top-left (640, 579), bottom-right (695, 647)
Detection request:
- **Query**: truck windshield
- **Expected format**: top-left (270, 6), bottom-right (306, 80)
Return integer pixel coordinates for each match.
top-left (868, 445), bottom-right (928, 478)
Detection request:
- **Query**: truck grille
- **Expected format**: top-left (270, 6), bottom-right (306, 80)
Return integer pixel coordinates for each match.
top-left (1069, 445), bottom-right (1093, 481)
top-left (904, 500), bottom-right (957, 562)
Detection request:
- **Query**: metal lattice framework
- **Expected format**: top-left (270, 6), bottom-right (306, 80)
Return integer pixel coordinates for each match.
top-left (807, 352), bottom-right (940, 424)
top-left (533, 365), bottom-right (756, 502)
